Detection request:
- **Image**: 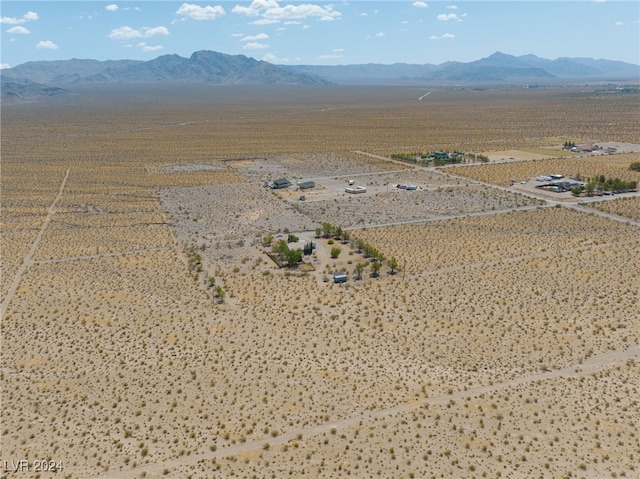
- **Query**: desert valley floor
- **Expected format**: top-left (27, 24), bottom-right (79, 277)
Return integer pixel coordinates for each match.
top-left (1, 85), bottom-right (639, 479)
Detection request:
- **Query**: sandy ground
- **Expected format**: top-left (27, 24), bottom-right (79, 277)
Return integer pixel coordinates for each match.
top-left (5, 150), bottom-right (638, 479)
top-left (2, 89), bottom-right (639, 479)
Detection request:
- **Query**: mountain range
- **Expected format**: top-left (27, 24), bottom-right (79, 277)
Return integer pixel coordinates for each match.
top-left (2, 50), bottom-right (638, 103)
top-left (284, 51), bottom-right (639, 85)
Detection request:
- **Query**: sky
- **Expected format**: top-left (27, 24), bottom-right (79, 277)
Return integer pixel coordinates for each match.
top-left (1, 1), bottom-right (639, 69)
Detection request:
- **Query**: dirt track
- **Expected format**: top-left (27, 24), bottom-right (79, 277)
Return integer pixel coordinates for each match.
top-left (91, 344), bottom-right (639, 479)
top-left (1, 168), bottom-right (69, 318)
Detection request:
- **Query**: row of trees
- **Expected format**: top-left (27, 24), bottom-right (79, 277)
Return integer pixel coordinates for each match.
top-left (313, 221), bottom-right (401, 279)
top-left (572, 175), bottom-right (638, 196)
top-left (315, 222), bottom-right (350, 243)
top-left (262, 222), bottom-right (402, 277)
top-left (352, 237), bottom-right (399, 278)
top-left (390, 151), bottom-right (488, 166)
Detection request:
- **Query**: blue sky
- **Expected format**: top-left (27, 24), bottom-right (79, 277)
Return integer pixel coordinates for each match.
top-left (1, 1), bottom-right (639, 69)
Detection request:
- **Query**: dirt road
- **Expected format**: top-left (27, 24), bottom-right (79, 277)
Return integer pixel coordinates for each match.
top-left (1, 169), bottom-right (70, 318)
top-left (90, 344), bottom-right (638, 479)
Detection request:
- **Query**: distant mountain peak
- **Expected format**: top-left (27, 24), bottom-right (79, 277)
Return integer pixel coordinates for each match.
top-left (1, 50), bottom-right (331, 86)
top-left (1, 50), bottom-right (638, 92)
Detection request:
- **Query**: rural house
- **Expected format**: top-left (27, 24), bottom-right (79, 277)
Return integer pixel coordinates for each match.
top-left (272, 178), bottom-right (292, 189)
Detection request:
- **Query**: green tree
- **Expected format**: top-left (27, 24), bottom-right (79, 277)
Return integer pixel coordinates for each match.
top-left (630, 161), bottom-right (640, 172)
top-left (354, 263), bottom-right (364, 280)
top-left (322, 222), bottom-right (334, 238)
top-left (284, 248), bottom-right (302, 267)
top-left (387, 257), bottom-right (399, 275)
top-left (315, 227), bottom-right (322, 238)
top-left (330, 246), bottom-right (342, 259)
top-left (274, 239), bottom-right (288, 265)
top-left (262, 233), bottom-right (274, 247)
top-left (585, 182), bottom-right (595, 196)
top-left (370, 259), bottom-right (381, 277)
top-left (611, 178), bottom-right (623, 193)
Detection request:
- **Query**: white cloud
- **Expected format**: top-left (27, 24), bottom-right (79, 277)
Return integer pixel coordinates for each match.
top-left (6, 26), bottom-right (30, 34)
top-left (108, 26), bottom-right (169, 40)
top-left (240, 33), bottom-right (269, 41)
top-left (243, 42), bottom-right (269, 49)
top-left (263, 52), bottom-right (288, 62)
top-left (413, 1), bottom-right (428, 8)
top-left (233, 0), bottom-right (280, 16)
top-left (144, 26), bottom-right (169, 36)
top-left (318, 53), bottom-right (342, 59)
top-left (36, 40), bottom-right (59, 49)
top-left (447, 4), bottom-right (458, 9)
top-left (176, 3), bottom-right (225, 20)
top-left (1, 11), bottom-right (39, 25)
top-left (105, 4), bottom-right (119, 12)
top-left (138, 43), bottom-right (164, 52)
top-left (1, 63), bottom-right (11, 69)
top-left (376, 32), bottom-right (386, 37)
top-left (251, 18), bottom-right (280, 25)
top-left (614, 21), bottom-right (624, 26)
top-left (232, 0), bottom-right (340, 23)
top-left (430, 33), bottom-right (455, 40)
top-left (437, 13), bottom-right (461, 21)
top-left (23, 11), bottom-right (39, 22)
top-left (109, 26), bottom-right (140, 39)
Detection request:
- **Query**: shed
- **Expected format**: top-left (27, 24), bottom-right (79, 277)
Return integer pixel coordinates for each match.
top-left (298, 180), bottom-right (315, 190)
top-left (333, 272), bottom-right (347, 283)
top-left (272, 178), bottom-right (292, 189)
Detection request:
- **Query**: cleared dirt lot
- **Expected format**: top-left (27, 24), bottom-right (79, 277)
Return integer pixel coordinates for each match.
top-left (1, 85), bottom-right (639, 479)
